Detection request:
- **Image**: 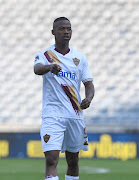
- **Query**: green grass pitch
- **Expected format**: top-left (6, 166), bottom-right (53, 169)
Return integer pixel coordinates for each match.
top-left (0, 158), bottom-right (139, 180)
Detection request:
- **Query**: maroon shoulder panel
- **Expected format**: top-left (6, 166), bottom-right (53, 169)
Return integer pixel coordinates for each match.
top-left (44, 51), bottom-right (53, 63)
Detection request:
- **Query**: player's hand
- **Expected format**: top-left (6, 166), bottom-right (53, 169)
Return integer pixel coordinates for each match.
top-left (49, 64), bottom-right (62, 75)
top-left (80, 97), bottom-right (92, 110)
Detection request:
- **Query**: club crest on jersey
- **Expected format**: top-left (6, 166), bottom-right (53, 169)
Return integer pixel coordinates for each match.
top-left (72, 58), bottom-right (80, 66)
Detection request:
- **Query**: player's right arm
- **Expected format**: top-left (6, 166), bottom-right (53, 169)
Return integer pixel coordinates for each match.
top-left (34, 52), bottom-right (62, 75)
top-left (34, 63), bottom-right (62, 75)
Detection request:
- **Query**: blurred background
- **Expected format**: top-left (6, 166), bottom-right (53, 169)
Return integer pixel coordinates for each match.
top-left (0, 0), bottom-right (139, 160)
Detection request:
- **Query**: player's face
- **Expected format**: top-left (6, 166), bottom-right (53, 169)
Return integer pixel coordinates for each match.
top-left (52, 20), bottom-right (72, 44)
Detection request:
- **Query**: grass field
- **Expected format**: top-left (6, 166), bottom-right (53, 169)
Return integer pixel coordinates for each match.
top-left (0, 158), bottom-right (139, 180)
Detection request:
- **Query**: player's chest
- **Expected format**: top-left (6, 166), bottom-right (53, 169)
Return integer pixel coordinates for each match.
top-left (58, 56), bottom-right (82, 79)
top-left (47, 55), bottom-right (82, 80)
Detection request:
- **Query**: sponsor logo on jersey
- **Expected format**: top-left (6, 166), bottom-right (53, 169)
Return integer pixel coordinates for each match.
top-left (73, 58), bottom-right (80, 66)
top-left (58, 71), bottom-right (76, 79)
top-left (53, 71), bottom-right (76, 80)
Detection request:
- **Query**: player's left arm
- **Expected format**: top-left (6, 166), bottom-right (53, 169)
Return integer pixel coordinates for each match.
top-left (80, 81), bottom-right (95, 110)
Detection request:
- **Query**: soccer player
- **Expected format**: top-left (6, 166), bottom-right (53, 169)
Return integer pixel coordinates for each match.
top-left (34, 17), bottom-right (95, 180)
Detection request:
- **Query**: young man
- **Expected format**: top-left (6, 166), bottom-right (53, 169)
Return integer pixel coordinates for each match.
top-left (34, 17), bottom-right (95, 180)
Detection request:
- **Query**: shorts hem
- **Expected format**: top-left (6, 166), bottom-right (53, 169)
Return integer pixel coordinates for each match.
top-left (43, 146), bottom-right (61, 153)
top-left (61, 146), bottom-right (88, 153)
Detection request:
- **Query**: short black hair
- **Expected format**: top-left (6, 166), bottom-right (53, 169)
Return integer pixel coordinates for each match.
top-left (53, 17), bottom-right (70, 24)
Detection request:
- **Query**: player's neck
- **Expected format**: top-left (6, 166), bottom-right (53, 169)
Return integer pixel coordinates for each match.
top-left (55, 42), bottom-right (70, 55)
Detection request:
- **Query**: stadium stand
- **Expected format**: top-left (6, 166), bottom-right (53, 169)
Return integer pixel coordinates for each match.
top-left (0, 0), bottom-right (139, 132)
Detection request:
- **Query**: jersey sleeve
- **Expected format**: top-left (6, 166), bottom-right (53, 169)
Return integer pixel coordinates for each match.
top-left (34, 51), bottom-right (46, 66)
top-left (81, 55), bottom-right (93, 83)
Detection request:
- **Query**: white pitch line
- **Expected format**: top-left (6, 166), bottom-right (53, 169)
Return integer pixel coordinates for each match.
top-left (57, 165), bottom-right (110, 174)
top-left (80, 166), bottom-right (110, 174)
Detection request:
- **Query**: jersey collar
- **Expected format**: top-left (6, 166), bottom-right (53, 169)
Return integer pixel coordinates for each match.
top-left (54, 47), bottom-right (70, 56)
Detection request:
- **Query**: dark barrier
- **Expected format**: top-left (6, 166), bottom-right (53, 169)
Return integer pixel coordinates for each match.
top-left (0, 133), bottom-right (139, 160)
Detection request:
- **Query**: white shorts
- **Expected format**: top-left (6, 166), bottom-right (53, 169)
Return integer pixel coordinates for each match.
top-left (40, 117), bottom-right (89, 153)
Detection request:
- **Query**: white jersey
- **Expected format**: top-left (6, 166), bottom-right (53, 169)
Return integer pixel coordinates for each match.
top-left (34, 45), bottom-right (93, 119)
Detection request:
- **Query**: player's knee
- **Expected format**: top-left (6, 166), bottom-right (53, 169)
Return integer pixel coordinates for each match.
top-left (46, 154), bottom-right (58, 167)
top-left (67, 156), bottom-right (79, 169)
